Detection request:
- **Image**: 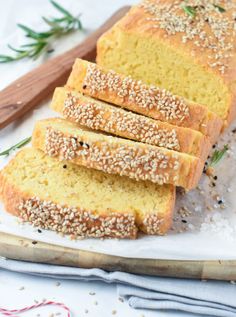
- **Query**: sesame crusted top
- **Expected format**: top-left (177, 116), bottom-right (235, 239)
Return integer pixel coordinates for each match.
top-left (18, 197), bottom-right (137, 239)
top-left (83, 63), bottom-right (190, 122)
top-left (44, 127), bottom-right (181, 185)
top-left (139, 0), bottom-right (236, 74)
top-left (63, 92), bottom-right (180, 151)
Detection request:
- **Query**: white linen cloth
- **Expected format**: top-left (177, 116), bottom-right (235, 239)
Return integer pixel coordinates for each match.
top-left (0, 258), bottom-right (236, 317)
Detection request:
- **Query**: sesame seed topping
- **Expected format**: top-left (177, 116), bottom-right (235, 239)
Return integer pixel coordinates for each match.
top-left (45, 127), bottom-right (181, 185)
top-left (63, 92), bottom-right (180, 151)
top-left (143, 214), bottom-right (165, 235)
top-left (140, 0), bottom-right (236, 74)
top-left (18, 197), bottom-right (137, 239)
top-left (83, 63), bottom-right (189, 122)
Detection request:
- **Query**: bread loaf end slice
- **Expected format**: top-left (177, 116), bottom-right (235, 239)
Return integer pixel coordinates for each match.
top-left (0, 148), bottom-right (176, 237)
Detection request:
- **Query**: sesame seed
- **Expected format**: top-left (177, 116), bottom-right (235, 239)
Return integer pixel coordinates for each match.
top-left (143, 214), bottom-right (164, 235)
top-left (45, 127), bottom-right (181, 186)
top-left (63, 92), bottom-right (181, 151)
top-left (140, 0), bottom-right (236, 74)
top-left (82, 63), bottom-right (190, 122)
top-left (18, 197), bottom-right (137, 239)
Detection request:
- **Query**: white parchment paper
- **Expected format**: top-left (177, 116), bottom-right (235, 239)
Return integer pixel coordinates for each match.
top-left (1, 101), bottom-right (236, 261)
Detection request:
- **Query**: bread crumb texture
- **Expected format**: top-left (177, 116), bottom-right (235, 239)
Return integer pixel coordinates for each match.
top-left (0, 148), bottom-right (175, 238)
top-left (67, 59), bottom-right (223, 142)
top-left (51, 87), bottom-right (211, 160)
top-left (32, 118), bottom-right (204, 189)
top-left (97, 0), bottom-right (236, 125)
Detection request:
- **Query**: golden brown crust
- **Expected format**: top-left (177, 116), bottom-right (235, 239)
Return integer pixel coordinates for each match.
top-left (118, 1), bottom-right (236, 81)
top-left (32, 118), bottom-right (204, 190)
top-left (66, 59), bottom-right (223, 142)
top-left (0, 149), bottom-right (175, 237)
top-left (51, 87), bottom-right (211, 160)
top-left (0, 173), bottom-right (137, 239)
top-left (97, 0), bottom-right (236, 127)
top-left (0, 171), bottom-right (23, 217)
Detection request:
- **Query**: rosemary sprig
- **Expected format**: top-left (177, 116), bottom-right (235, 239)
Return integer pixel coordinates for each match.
top-left (182, 5), bottom-right (197, 18)
top-left (213, 4), bottom-right (226, 13)
top-left (0, 137), bottom-right (31, 156)
top-left (209, 144), bottom-right (229, 167)
top-left (0, 0), bottom-right (82, 63)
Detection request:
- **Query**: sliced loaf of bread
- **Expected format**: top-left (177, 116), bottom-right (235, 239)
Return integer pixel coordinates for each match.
top-left (51, 87), bottom-right (211, 160)
top-left (32, 118), bottom-right (204, 190)
top-left (0, 148), bottom-right (176, 237)
top-left (66, 59), bottom-right (223, 143)
top-left (96, 0), bottom-right (236, 127)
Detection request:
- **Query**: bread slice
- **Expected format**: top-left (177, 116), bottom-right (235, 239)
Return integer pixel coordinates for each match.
top-left (96, 0), bottom-right (236, 127)
top-left (0, 148), bottom-right (176, 237)
top-left (66, 59), bottom-right (223, 143)
top-left (32, 118), bottom-right (204, 190)
top-left (51, 87), bottom-right (211, 160)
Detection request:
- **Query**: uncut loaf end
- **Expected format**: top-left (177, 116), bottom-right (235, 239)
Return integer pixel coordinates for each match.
top-left (97, 0), bottom-right (236, 127)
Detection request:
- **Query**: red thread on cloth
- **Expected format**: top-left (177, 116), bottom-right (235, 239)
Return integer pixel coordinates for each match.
top-left (0, 301), bottom-right (71, 316)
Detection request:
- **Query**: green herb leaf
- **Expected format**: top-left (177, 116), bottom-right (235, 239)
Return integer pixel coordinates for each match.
top-left (0, 1), bottom-right (82, 63)
top-left (182, 5), bottom-right (196, 18)
top-left (209, 144), bottom-right (229, 167)
top-left (17, 24), bottom-right (53, 39)
top-left (0, 55), bottom-right (16, 63)
top-left (0, 137), bottom-right (31, 156)
top-left (213, 4), bottom-right (226, 13)
top-left (50, 0), bottom-right (73, 18)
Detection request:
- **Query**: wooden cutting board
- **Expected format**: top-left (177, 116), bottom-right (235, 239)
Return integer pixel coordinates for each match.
top-left (1, 7), bottom-right (236, 281)
top-left (0, 231), bottom-right (236, 281)
top-left (0, 6), bottom-right (130, 129)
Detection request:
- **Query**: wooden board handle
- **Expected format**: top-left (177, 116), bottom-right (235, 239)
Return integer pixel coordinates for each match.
top-left (0, 6), bottom-right (130, 130)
